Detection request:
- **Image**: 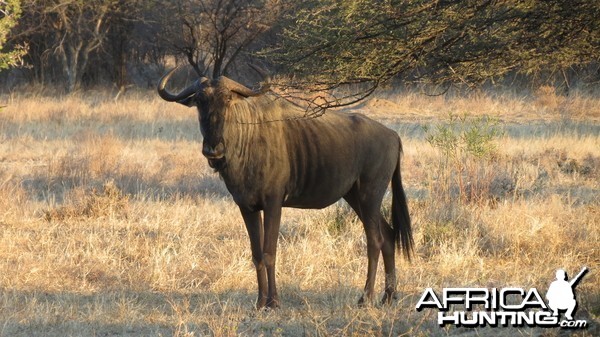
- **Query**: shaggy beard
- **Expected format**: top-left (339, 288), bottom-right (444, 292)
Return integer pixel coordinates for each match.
top-left (207, 157), bottom-right (227, 172)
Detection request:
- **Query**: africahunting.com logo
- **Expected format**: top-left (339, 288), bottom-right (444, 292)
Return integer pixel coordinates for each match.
top-left (416, 267), bottom-right (589, 329)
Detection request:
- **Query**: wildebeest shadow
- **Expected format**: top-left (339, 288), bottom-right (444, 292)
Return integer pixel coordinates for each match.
top-left (0, 287), bottom-right (420, 337)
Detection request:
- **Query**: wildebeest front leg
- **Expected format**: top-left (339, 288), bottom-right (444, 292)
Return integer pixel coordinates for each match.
top-left (240, 209), bottom-right (268, 309)
top-left (262, 202), bottom-right (283, 308)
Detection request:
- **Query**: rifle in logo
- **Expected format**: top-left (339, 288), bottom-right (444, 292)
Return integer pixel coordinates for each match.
top-left (546, 267), bottom-right (588, 320)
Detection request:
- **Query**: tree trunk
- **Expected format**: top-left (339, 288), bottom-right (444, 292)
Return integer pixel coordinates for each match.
top-left (60, 39), bottom-right (94, 93)
top-left (61, 42), bottom-right (82, 93)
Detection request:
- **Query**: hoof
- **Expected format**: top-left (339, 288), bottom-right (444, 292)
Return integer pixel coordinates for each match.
top-left (357, 295), bottom-right (374, 307)
top-left (380, 292), bottom-right (398, 305)
top-left (266, 297), bottom-right (280, 309)
top-left (255, 297), bottom-right (267, 310)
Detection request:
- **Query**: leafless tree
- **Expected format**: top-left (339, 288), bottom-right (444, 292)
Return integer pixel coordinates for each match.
top-left (45, 0), bottom-right (117, 92)
top-left (156, 0), bottom-right (282, 78)
top-left (13, 0), bottom-right (147, 92)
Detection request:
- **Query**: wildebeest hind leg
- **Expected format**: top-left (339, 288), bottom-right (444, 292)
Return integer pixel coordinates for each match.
top-left (344, 187), bottom-right (384, 306)
top-left (379, 218), bottom-right (397, 305)
top-left (240, 209), bottom-right (268, 309)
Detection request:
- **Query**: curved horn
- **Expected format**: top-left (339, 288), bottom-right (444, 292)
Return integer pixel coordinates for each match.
top-left (220, 77), bottom-right (262, 97)
top-left (157, 66), bottom-right (207, 102)
top-left (249, 64), bottom-right (271, 87)
top-left (219, 64), bottom-right (271, 97)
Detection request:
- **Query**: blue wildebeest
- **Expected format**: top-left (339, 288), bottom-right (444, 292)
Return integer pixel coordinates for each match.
top-left (158, 68), bottom-right (413, 309)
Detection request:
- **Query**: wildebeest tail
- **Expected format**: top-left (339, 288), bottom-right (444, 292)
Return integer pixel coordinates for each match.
top-left (392, 138), bottom-right (414, 260)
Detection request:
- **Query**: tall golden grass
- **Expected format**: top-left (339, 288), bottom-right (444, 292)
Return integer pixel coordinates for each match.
top-left (0, 88), bottom-right (598, 336)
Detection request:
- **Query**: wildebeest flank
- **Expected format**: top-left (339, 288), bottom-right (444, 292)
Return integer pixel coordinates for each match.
top-left (158, 68), bottom-right (413, 309)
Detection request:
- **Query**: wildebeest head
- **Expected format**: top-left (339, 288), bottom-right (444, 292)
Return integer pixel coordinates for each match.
top-left (157, 67), bottom-right (268, 170)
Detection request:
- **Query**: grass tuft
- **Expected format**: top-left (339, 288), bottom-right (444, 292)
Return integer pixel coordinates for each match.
top-left (44, 180), bottom-right (130, 222)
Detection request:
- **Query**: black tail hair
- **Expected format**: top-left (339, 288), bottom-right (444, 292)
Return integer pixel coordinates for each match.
top-left (391, 139), bottom-right (414, 260)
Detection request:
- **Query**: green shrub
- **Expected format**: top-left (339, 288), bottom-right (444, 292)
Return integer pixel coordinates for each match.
top-left (423, 113), bottom-right (505, 204)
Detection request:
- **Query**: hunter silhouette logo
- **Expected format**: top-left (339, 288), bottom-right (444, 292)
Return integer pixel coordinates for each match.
top-left (415, 267), bottom-right (589, 329)
top-left (546, 267), bottom-right (588, 321)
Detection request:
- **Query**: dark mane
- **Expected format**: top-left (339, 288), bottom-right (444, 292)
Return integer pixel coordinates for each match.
top-left (227, 93), bottom-right (308, 125)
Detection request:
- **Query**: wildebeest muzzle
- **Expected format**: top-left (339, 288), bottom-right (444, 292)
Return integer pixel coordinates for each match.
top-left (202, 141), bottom-right (226, 170)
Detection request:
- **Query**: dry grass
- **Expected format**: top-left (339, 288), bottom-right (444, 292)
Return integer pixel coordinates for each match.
top-left (365, 85), bottom-right (600, 123)
top-left (0, 89), bottom-right (598, 336)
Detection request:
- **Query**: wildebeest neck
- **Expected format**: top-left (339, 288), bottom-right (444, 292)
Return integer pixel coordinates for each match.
top-left (216, 95), bottom-right (291, 206)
